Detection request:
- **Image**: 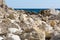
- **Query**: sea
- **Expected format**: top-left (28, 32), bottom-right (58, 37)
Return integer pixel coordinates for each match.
top-left (14, 8), bottom-right (60, 13)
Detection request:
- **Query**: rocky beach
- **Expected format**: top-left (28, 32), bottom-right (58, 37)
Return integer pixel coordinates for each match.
top-left (0, 0), bottom-right (60, 40)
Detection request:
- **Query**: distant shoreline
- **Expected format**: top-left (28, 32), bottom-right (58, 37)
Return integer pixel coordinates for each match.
top-left (14, 8), bottom-right (60, 13)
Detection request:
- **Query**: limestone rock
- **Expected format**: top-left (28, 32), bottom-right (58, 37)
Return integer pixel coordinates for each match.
top-left (0, 36), bottom-right (4, 40)
top-left (6, 33), bottom-right (21, 40)
top-left (8, 28), bottom-right (22, 34)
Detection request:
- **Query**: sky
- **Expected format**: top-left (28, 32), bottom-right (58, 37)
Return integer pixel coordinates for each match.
top-left (5, 0), bottom-right (60, 8)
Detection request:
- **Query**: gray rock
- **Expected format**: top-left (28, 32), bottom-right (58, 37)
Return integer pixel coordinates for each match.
top-left (50, 35), bottom-right (60, 40)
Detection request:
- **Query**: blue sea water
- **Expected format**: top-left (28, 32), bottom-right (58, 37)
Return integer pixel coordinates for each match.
top-left (14, 9), bottom-right (48, 13)
top-left (14, 8), bottom-right (60, 13)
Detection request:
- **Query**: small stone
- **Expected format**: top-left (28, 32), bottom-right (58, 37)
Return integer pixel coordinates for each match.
top-left (49, 20), bottom-right (56, 27)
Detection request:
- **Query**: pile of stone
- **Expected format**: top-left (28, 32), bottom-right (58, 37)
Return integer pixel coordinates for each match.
top-left (0, 0), bottom-right (60, 40)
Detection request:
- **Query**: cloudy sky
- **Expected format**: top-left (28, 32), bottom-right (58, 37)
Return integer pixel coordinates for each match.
top-left (5, 0), bottom-right (60, 8)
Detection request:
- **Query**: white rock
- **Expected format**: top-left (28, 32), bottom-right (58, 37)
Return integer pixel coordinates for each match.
top-left (0, 19), bottom-right (3, 23)
top-left (0, 36), bottom-right (4, 40)
top-left (35, 20), bottom-right (42, 26)
top-left (42, 21), bottom-right (53, 33)
top-left (8, 28), bottom-right (22, 33)
top-left (8, 18), bottom-right (22, 33)
top-left (29, 18), bottom-right (34, 23)
top-left (20, 14), bottom-right (27, 21)
top-left (13, 13), bottom-right (20, 22)
top-left (24, 17), bottom-right (34, 25)
top-left (54, 26), bottom-right (60, 31)
top-left (52, 26), bottom-right (60, 36)
top-left (7, 33), bottom-right (21, 40)
top-left (8, 18), bottom-right (15, 23)
top-left (50, 9), bottom-right (60, 15)
top-left (8, 28), bottom-right (19, 33)
top-left (25, 39), bottom-right (28, 40)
